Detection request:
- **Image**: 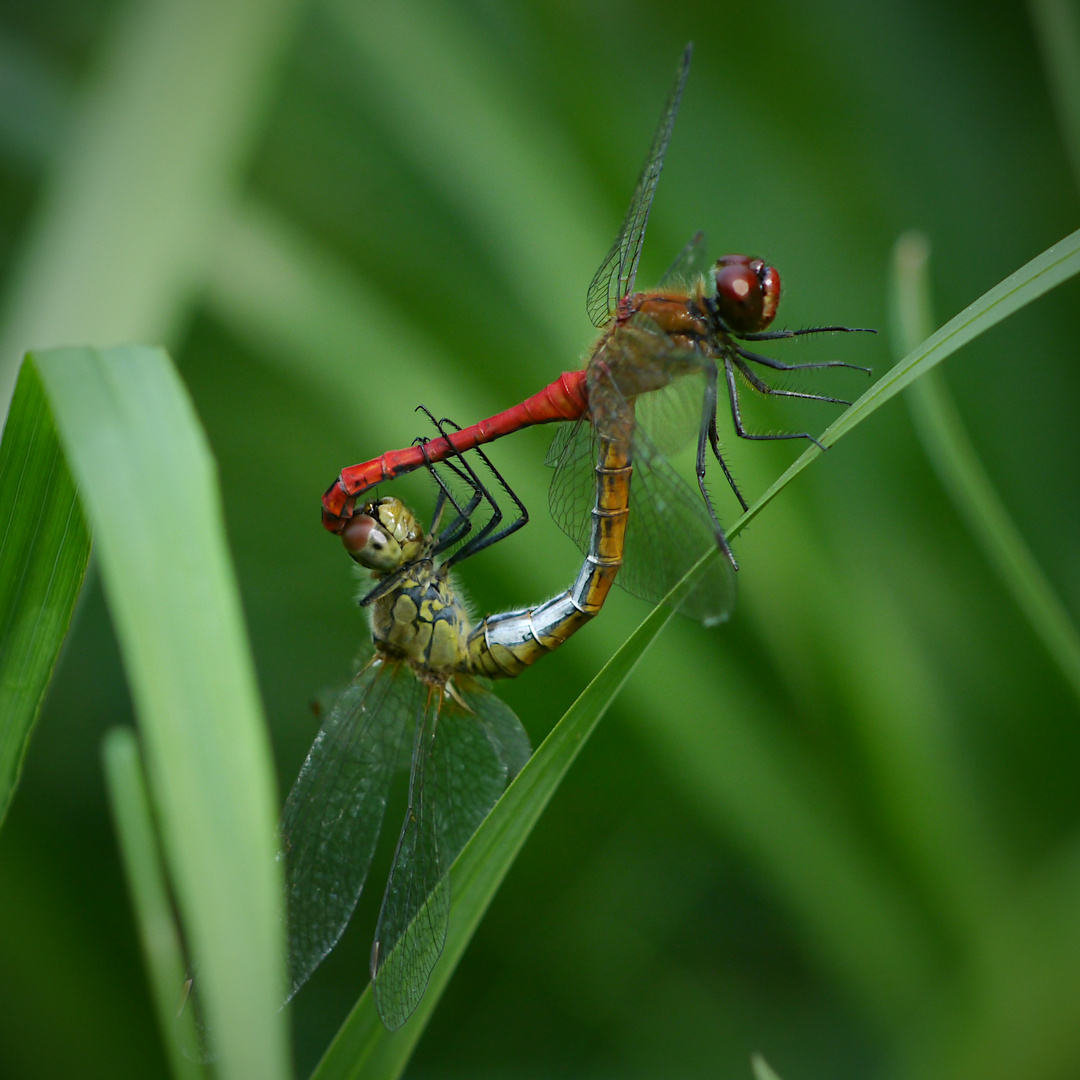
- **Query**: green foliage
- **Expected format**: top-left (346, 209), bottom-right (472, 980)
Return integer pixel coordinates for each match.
top-left (32, 346), bottom-right (288, 1080)
top-left (102, 727), bottom-right (203, 1080)
top-left (0, 361), bottom-right (89, 825)
top-left (3, 3), bottom-right (1080, 1080)
top-left (892, 231), bottom-right (1080, 705)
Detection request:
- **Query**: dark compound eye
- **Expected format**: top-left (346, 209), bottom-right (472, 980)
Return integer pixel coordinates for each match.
top-left (713, 254), bottom-right (781, 334)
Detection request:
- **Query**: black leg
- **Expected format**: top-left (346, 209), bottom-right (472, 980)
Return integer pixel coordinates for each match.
top-left (697, 361), bottom-right (748, 511)
top-left (412, 417), bottom-right (480, 550)
top-left (733, 356), bottom-right (851, 406)
top-left (696, 362), bottom-right (740, 569)
top-left (411, 408), bottom-right (529, 567)
top-left (736, 344), bottom-right (870, 376)
top-left (738, 324), bottom-right (876, 342)
top-left (724, 357), bottom-right (827, 452)
top-left (708, 407), bottom-right (748, 512)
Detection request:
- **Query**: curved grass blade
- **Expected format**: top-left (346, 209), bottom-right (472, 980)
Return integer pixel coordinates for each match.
top-left (32, 346), bottom-right (289, 1080)
top-left (308, 577), bottom-right (691, 1080)
top-left (0, 360), bottom-right (90, 828)
top-left (891, 231), bottom-right (1080, 708)
top-left (102, 726), bottom-right (202, 1080)
top-left (303, 227), bottom-right (1080, 1077)
top-left (728, 224), bottom-right (1080, 541)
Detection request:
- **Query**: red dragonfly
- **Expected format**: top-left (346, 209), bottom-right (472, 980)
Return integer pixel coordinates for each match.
top-left (323, 44), bottom-right (869, 625)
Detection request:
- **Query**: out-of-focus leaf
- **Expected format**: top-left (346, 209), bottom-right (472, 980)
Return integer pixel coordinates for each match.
top-left (102, 726), bottom-right (202, 1080)
top-left (33, 346), bottom-right (289, 1080)
top-left (1028, 0), bottom-right (1080, 192)
top-left (891, 231), bottom-right (1080, 708)
top-left (730, 225), bottom-right (1080, 540)
top-left (751, 1054), bottom-right (784, 1080)
top-left (0, 359), bottom-right (90, 827)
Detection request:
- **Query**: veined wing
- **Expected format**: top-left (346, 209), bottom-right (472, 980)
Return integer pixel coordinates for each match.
top-left (371, 682), bottom-right (530, 1030)
top-left (657, 230), bottom-right (710, 290)
top-left (279, 659), bottom-right (418, 1000)
top-left (547, 394), bottom-right (736, 627)
top-left (585, 44), bottom-right (693, 327)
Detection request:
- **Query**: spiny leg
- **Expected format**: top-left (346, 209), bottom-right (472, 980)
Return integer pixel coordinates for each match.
top-left (413, 429), bottom-right (479, 551)
top-left (736, 344), bottom-right (870, 375)
top-left (415, 408), bottom-right (529, 566)
top-left (432, 418), bottom-right (528, 566)
top-left (422, 454), bottom-right (477, 552)
top-left (698, 360), bottom-right (748, 512)
top-left (723, 357), bottom-right (826, 452)
top-left (708, 407), bottom-right (748, 512)
top-left (696, 362), bottom-right (740, 569)
top-left (733, 356), bottom-right (851, 406)
top-left (737, 324), bottom-right (876, 344)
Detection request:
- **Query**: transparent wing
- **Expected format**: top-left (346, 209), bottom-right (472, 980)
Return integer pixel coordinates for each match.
top-left (546, 415), bottom-right (595, 553)
top-left (624, 422), bottom-right (737, 626)
top-left (657, 230), bottom-right (710, 289)
top-left (279, 659), bottom-right (417, 1000)
top-left (459, 676), bottom-right (532, 781)
top-left (372, 682), bottom-right (528, 1030)
top-left (585, 44), bottom-right (693, 327)
top-left (547, 385), bottom-right (736, 626)
top-left (632, 366), bottom-right (710, 459)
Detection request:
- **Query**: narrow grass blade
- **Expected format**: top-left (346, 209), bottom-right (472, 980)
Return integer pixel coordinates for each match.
top-left (728, 225), bottom-right (1080, 541)
top-left (1028, 0), bottom-right (1080, 193)
top-left (33, 346), bottom-right (289, 1080)
top-left (309, 588), bottom-right (687, 1080)
top-left (0, 0), bottom-right (304, 412)
top-left (751, 1054), bottom-right (785, 1080)
top-left (102, 727), bottom-right (203, 1080)
top-left (0, 360), bottom-right (90, 827)
top-left (890, 232), bottom-right (1080, 708)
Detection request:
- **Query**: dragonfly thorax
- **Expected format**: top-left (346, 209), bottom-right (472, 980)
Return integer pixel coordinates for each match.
top-left (369, 564), bottom-right (472, 674)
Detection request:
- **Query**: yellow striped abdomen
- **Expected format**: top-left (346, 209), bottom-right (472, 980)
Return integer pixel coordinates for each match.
top-left (464, 432), bottom-right (630, 678)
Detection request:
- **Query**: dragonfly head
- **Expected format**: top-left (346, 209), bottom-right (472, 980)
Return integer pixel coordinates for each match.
top-left (711, 254), bottom-right (780, 334)
top-left (342, 496), bottom-right (425, 572)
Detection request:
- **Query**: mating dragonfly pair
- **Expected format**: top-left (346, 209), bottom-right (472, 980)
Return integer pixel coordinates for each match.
top-left (281, 43), bottom-right (871, 1031)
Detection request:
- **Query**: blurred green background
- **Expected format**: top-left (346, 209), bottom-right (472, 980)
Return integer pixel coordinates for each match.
top-left (1, 0), bottom-right (1079, 1077)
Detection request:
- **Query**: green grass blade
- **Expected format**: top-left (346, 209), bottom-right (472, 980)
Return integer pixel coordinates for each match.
top-left (1028, 0), bottom-right (1080, 193)
top-left (751, 1054), bottom-right (784, 1080)
top-left (102, 727), bottom-right (203, 1080)
top-left (309, 590), bottom-right (686, 1080)
top-left (0, 359), bottom-right (90, 827)
top-left (33, 346), bottom-right (289, 1080)
top-left (727, 225), bottom-right (1080, 541)
top-left (0, 0), bottom-right (304, 413)
top-left (891, 231), bottom-right (1080, 707)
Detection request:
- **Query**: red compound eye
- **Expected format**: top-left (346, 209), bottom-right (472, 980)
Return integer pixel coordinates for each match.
top-left (713, 254), bottom-right (781, 334)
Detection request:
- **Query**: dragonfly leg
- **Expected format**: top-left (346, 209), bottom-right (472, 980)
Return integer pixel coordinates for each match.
top-left (735, 344), bottom-right (870, 375)
top-left (359, 559), bottom-right (436, 607)
top-left (737, 324), bottom-right (875, 344)
top-left (723, 357), bottom-right (827, 452)
top-left (699, 361), bottom-right (748, 512)
top-left (413, 410), bottom-right (529, 567)
top-left (414, 430), bottom-right (480, 551)
top-left (733, 356), bottom-right (851, 406)
top-left (696, 363), bottom-right (740, 569)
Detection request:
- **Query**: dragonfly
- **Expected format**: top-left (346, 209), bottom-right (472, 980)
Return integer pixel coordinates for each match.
top-left (321, 44), bottom-right (870, 625)
top-left (281, 423), bottom-right (630, 1030)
